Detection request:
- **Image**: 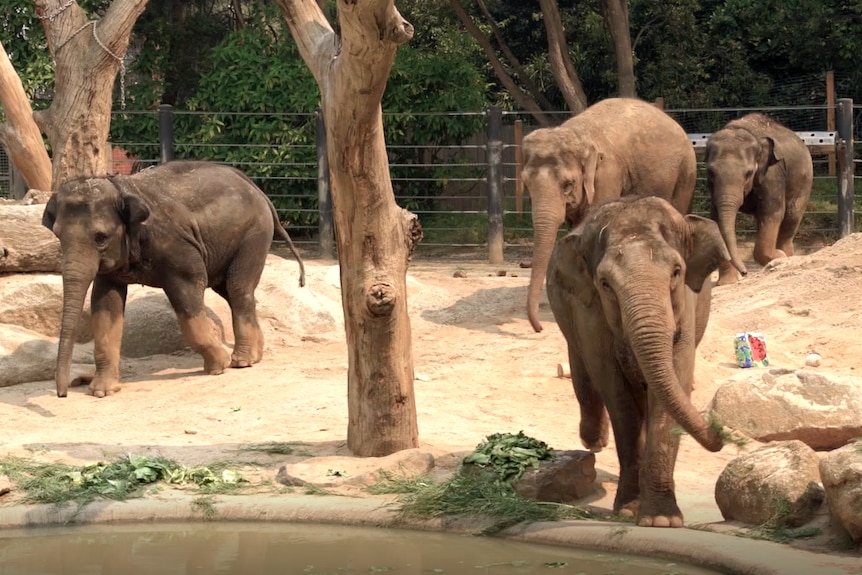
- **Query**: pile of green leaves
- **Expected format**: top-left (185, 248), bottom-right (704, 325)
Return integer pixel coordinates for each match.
top-left (0, 454), bottom-right (246, 507)
top-left (462, 431), bottom-right (554, 483)
top-left (373, 432), bottom-right (589, 533)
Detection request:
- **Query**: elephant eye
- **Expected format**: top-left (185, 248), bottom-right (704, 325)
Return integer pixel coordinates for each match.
top-left (599, 278), bottom-right (612, 292)
top-left (94, 232), bottom-right (109, 246)
top-left (672, 265), bottom-right (683, 282)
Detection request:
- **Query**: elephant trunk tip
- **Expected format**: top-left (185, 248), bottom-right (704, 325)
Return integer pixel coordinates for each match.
top-left (529, 315), bottom-right (543, 333)
top-left (732, 257), bottom-right (748, 275)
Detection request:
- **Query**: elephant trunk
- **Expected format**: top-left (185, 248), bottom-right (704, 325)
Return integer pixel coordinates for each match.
top-left (54, 253), bottom-right (99, 397)
top-left (713, 196), bottom-right (748, 275)
top-left (528, 201), bottom-right (566, 333)
top-left (621, 289), bottom-right (724, 452)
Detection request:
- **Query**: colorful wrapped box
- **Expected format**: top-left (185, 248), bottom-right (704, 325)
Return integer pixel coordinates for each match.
top-left (735, 332), bottom-right (769, 368)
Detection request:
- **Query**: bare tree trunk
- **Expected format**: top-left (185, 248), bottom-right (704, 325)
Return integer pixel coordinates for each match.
top-left (602, 0), bottom-right (636, 98)
top-left (0, 41), bottom-right (52, 192)
top-left (449, 0), bottom-right (550, 126)
top-left (538, 0), bottom-right (589, 113)
top-left (275, 0), bottom-right (420, 457)
top-left (33, 0), bottom-right (149, 185)
top-left (0, 204), bottom-right (61, 273)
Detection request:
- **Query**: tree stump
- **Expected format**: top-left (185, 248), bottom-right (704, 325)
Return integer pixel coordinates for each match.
top-left (0, 204), bottom-right (60, 274)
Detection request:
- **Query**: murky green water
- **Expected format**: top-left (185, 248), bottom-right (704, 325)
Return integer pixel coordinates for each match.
top-left (0, 522), bottom-right (722, 575)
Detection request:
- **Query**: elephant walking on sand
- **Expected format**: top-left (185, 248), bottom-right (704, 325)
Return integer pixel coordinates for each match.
top-left (547, 195), bottom-right (730, 527)
top-left (706, 113), bottom-right (813, 285)
top-left (42, 161), bottom-right (306, 398)
top-left (522, 98), bottom-right (697, 332)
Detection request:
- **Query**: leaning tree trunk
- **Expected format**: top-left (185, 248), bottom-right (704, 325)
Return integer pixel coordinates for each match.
top-left (601, 0), bottom-right (636, 98)
top-left (0, 41), bottom-right (52, 191)
top-left (0, 204), bottom-right (61, 273)
top-left (276, 0), bottom-right (420, 456)
top-left (32, 0), bottom-right (149, 185)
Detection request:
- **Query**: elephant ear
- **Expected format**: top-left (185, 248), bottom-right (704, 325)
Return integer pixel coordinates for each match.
top-left (757, 136), bottom-right (780, 173)
top-left (110, 177), bottom-right (151, 227)
top-left (550, 228), bottom-right (596, 307)
top-left (581, 144), bottom-right (600, 205)
top-left (42, 191), bottom-right (59, 233)
top-left (683, 214), bottom-right (731, 292)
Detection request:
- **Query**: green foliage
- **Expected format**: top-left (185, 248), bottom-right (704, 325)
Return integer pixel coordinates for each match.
top-left (462, 431), bottom-right (554, 484)
top-left (0, 454), bottom-right (247, 507)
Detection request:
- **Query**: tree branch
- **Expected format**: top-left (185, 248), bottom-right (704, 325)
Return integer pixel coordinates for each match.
top-left (275, 0), bottom-right (338, 87)
top-left (449, 0), bottom-right (550, 125)
top-left (538, 0), bottom-right (588, 113)
top-left (474, 0), bottom-right (554, 110)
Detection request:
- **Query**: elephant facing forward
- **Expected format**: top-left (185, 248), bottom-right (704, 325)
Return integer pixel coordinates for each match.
top-left (42, 161), bottom-right (306, 398)
top-left (547, 195), bottom-right (729, 527)
top-left (706, 113), bottom-right (813, 285)
top-left (522, 97), bottom-right (697, 332)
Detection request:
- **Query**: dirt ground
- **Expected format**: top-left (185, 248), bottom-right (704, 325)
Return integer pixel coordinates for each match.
top-left (1, 235), bottom-right (861, 558)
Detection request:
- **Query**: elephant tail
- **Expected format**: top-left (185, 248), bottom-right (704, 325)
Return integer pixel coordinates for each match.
top-left (267, 198), bottom-right (306, 288)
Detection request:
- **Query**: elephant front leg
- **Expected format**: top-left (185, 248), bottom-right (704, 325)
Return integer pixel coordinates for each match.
top-left (571, 361), bottom-right (609, 452)
top-left (604, 376), bottom-right (646, 518)
top-left (88, 278), bottom-right (128, 398)
top-left (636, 394), bottom-right (684, 527)
top-left (228, 292), bottom-right (264, 368)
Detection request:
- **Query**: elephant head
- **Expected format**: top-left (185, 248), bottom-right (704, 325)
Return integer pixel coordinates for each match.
top-left (552, 196), bottom-right (729, 452)
top-left (42, 177), bottom-right (150, 397)
top-left (522, 126), bottom-right (601, 333)
top-left (705, 127), bottom-right (779, 277)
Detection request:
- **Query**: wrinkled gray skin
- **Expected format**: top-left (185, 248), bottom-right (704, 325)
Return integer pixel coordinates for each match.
top-left (706, 113), bottom-right (813, 285)
top-left (547, 196), bottom-right (729, 527)
top-left (42, 160), bottom-right (306, 398)
top-left (522, 98), bottom-right (697, 332)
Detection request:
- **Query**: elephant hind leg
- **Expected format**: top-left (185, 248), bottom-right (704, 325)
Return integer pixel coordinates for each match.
top-left (221, 244), bottom-right (268, 368)
top-left (166, 279), bottom-right (231, 375)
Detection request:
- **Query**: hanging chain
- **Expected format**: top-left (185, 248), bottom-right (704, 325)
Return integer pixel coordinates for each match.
top-left (39, 1), bottom-right (128, 109)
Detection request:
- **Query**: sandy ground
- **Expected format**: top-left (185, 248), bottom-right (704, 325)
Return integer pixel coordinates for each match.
top-left (1, 236), bottom-right (861, 561)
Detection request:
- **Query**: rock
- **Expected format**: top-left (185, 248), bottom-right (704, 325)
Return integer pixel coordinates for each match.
top-left (0, 274), bottom-right (91, 342)
top-left (453, 270), bottom-right (467, 278)
top-left (518, 260), bottom-right (531, 269)
top-left (709, 368), bottom-right (862, 451)
top-left (275, 448), bottom-right (435, 488)
top-left (818, 440), bottom-right (862, 543)
top-left (715, 440), bottom-right (825, 528)
top-left (805, 353), bottom-right (822, 367)
top-left (0, 475), bottom-right (12, 497)
top-left (513, 450), bottom-right (597, 503)
top-left (496, 270), bottom-right (507, 277)
top-left (0, 323), bottom-right (94, 387)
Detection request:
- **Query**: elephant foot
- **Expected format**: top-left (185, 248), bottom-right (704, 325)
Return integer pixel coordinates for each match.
top-left (637, 514), bottom-right (684, 528)
top-left (203, 347), bottom-right (232, 375)
top-left (230, 353), bottom-right (254, 368)
top-left (87, 376), bottom-right (121, 398)
top-left (580, 413), bottom-right (610, 453)
top-left (716, 269), bottom-right (740, 286)
top-left (616, 499), bottom-right (640, 518)
top-left (637, 495), bottom-right (684, 527)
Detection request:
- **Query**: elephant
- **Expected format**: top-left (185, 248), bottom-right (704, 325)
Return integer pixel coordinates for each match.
top-left (546, 195), bottom-right (730, 527)
top-left (705, 113), bottom-right (813, 285)
top-left (42, 160), bottom-right (306, 398)
top-left (522, 97), bottom-right (697, 333)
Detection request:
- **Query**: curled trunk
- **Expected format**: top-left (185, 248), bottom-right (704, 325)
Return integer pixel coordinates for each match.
top-left (54, 257), bottom-right (98, 397)
top-left (621, 292), bottom-right (723, 452)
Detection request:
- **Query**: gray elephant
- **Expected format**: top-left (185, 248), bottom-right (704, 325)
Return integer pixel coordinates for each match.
top-left (547, 195), bottom-right (729, 527)
top-left (706, 113), bottom-right (813, 285)
top-left (42, 160), bottom-right (306, 398)
top-left (522, 97), bottom-right (697, 332)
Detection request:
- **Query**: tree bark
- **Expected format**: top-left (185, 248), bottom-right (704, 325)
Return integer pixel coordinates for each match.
top-left (33, 0), bottom-right (149, 185)
top-left (601, 0), bottom-right (637, 98)
top-left (0, 204), bottom-right (60, 273)
top-left (275, 0), bottom-right (420, 456)
top-left (538, 0), bottom-right (589, 113)
top-left (0, 41), bottom-right (52, 192)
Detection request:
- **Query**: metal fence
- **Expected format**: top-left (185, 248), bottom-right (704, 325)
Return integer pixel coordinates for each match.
top-left (4, 102), bottom-right (857, 260)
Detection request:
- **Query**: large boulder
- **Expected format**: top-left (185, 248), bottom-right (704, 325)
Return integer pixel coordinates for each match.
top-left (513, 450), bottom-right (597, 503)
top-left (0, 274), bottom-right (91, 342)
top-left (715, 440), bottom-right (825, 528)
top-left (819, 440), bottom-right (862, 543)
top-left (0, 323), bottom-right (93, 387)
top-left (709, 368), bottom-right (862, 451)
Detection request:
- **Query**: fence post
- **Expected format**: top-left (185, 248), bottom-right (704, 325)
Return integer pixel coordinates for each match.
top-left (836, 98), bottom-right (855, 238)
top-left (158, 104), bottom-right (174, 163)
top-left (486, 106), bottom-right (504, 264)
top-left (316, 108), bottom-right (334, 259)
